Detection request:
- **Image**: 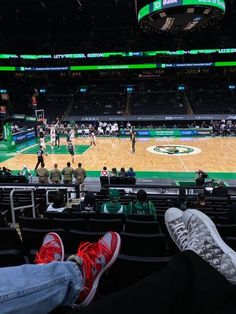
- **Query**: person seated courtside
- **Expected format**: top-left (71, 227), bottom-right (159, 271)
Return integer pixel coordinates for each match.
top-left (100, 189), bottom-right (127, 214)
top-left (127, 189), bottom-right (157, 219)
top-left (110, 168), bottom-right (118, 177)
top-left (212, 180), bottom-right (228, 196)
top-left (119, 167), bottom-right (126, 177)
top-left (46, 191), bottom-right (66, 213)
top-left (127, 167), bottom-right (136, 178)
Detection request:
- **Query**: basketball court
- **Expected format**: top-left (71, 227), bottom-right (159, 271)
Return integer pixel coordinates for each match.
top-left (0, 136), bottom-right (235, 180)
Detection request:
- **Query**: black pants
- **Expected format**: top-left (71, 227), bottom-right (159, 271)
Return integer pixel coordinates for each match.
top-left (35, 157), bottom-right (44, 171)
top-left (77, 251), bottom-right (236, 314)
top-left (132, 141), bottom-right (135, 153)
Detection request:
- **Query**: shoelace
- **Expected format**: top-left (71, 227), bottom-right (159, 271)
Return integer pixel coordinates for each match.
top-left (171, 222), bottom-right (188, 250)
top-left (35, 240), bottom-right (61, 264)
top-left (77, 241), bottom-right (111, 281)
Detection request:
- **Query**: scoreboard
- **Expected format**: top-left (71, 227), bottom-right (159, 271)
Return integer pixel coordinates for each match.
top-left (138, 0), bottom-right (226, 32)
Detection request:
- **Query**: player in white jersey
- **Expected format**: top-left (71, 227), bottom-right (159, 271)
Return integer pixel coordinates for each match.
top-left (90, 132), bottom-right (96, 146)
top-left (39, 136), bottom-right (46, 150)
top-left (49, 126), bottom-right (56, 149)
top-left (69, 129), bottom-right (75, 142)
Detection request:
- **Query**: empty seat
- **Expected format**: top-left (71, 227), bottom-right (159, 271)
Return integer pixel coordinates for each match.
top-left (0, 228), bottom-right (26, 266)
top-left (51, 218), bottom-right (87, 230)
top-left (98, 213), bottom-right (126, 221)
top-left (66, 230), bottom-right (104, 254)
top-left (127, 214), bottom-right (155, 221)
top-left (18, 217), bottom-right (51, 230)
top-left (108, 254), bottom-right (171, 290)
top-left (100, 176), bottom-right (109, 187)
top-left (124, 220), bottom-right (160, 234)
top-left (120, 232), bottom-right (167, 257)
top-left (21, 228), bottom-right (66, 252)
top-left (217, 224), bottom-right (236, 238)
top-left (87, 218), bottom-right (123, 233)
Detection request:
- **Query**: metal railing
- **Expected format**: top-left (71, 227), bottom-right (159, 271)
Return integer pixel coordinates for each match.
top-left (10, 189), bottom-right (36, 228)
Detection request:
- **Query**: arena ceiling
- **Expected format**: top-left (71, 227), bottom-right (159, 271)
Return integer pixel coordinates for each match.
top-left (0, 0), bottom-right (235, 52)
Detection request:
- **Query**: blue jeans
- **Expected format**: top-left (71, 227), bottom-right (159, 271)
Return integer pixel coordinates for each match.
top-left (0, 261), bottom-right (84, 314)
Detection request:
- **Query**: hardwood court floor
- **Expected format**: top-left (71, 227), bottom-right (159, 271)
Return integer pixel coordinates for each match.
top-left (1, 136), bottom-right (236, 173)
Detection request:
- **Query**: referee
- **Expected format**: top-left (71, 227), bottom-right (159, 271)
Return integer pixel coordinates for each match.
top-left (35, 145), bottom-right (47, 171)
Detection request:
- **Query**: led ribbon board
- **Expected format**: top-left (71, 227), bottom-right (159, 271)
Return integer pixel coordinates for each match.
top-left (0, 61), bottom-right (235, 71)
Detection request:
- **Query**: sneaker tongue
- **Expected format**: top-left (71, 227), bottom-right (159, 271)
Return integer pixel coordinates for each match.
top-left (99, 233), bottom-right (112, 249)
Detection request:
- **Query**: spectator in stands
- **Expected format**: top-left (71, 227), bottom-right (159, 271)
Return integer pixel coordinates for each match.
top-left (195, 169), bottom-right (208, 186)
top-left (127, 167), bottom-right (136, 178)
top-left (80, 192), bottom-right (97, 213)
top-left (127, 189), bottom-right (157, 219)
top-left (62, 162), bottom-right (74, 184)
top-left (74, 163), bottom-right (87, 186)
top-left (101, 166), bottom-right (109, 177)
top-left (36, 163), bottom-right (49, 184)
top-left (194, 192), bottom-right (207, 210)
top-left (2, 209), bottom-right (236, 314)
top-left (19, 165), bottom-right (31, 183)
top-left (175, 188), bottom-right (192, 210)
top-left (212, 181), bottom-right (228, 196)
top-left (119, 167), bottom-right (126, 177)
top-left (50, 163), bottom-right (62, 184)
top-left (100, 189), bottom-right (127, 214)
top-left (110, 168), bottom-right (117, 177)
top-left (46, 191), bottom-right (66, 213)
top-left (1, 166), bottom-right (11, 176)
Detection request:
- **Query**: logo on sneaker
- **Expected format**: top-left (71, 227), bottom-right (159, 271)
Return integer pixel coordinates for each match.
top-left (147, 145), bottom-right (201, 156)
top-left (92, 255), bottom-right (107, 277)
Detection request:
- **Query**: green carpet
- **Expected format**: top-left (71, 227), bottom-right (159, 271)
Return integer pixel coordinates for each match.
top-left (22, 145), bottom-right (90, 155)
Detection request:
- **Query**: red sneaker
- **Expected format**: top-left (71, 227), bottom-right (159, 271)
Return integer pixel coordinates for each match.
top-left (68, 231), bottom-right (121, 307)
top-left (35, 232), bottom-right (64, 264)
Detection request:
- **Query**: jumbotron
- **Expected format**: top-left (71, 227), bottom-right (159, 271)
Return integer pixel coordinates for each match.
top-left (138, 0), bottom-right (226, 32)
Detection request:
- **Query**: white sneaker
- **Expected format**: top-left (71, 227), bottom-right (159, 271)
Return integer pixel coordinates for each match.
top-left (165, 207), bottom-right (188, 251)
top-left (183, 209), bottom-right (236, 285)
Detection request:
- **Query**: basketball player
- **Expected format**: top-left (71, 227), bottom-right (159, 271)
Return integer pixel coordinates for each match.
top-left (55, 129), bottom-right (60, 148)
top-left (67, 139), bottom-right (75, 163)
top-left (131, 130), bottom-right (136, 154)
top-left (90, 132), bottom-right (96, 146)
top-left (35, 145), bottom-right (47, 171)
top-left (69, 128), bottom-right (75, 143)
top-left (49, 126), bottom-right (56, 149)
top-left (39, 134), bottom-right (46, 150)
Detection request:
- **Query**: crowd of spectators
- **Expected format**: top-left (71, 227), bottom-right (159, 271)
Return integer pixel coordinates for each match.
top-left (100, 166), bottom-right (136, 179)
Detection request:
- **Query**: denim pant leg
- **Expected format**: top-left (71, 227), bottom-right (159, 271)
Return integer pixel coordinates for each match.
top-left (0, 261), bottom-right (84, 314)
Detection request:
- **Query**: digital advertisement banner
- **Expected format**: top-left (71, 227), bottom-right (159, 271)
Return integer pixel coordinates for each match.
top-left (120, 129), bottom-right (212, 137)
top-left (13, 129), bottom-right (36, 143)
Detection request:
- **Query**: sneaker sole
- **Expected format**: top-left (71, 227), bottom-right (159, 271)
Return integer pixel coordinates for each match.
top-left (185, 209), bottom-right (236, 257)
top-left (80, 232), bottom-right (121, 307)
top-left (47, 232), bottom-right (65, 261)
